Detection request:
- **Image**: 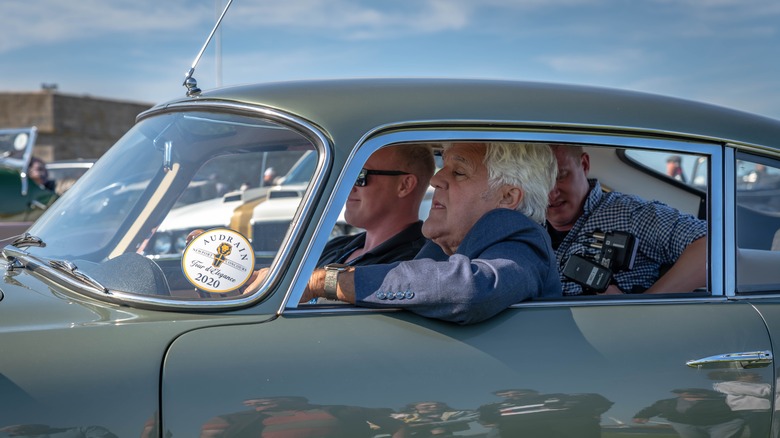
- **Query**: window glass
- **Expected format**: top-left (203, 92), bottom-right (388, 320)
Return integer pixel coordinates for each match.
top-left (310, 141), bottom-right (708, 301)
top-left (25, 111), bottom-right (319, 300)
top-left (623, 149), bottom-right (708, 190)
top-left (736, 154), bottom-right (780, 292)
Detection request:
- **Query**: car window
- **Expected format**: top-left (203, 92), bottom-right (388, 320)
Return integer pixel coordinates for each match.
top-left (24, 111), bottom-right (321, 301)
top-left (735, 153), bottom-right (780, 292)
top-left (308, 140), bottom-right (709, 303)
top-left (623, 149), bottom-right (708, 190)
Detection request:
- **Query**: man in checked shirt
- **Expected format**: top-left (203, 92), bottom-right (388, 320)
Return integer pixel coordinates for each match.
top-left (546, 144), bottom-right (707, 295)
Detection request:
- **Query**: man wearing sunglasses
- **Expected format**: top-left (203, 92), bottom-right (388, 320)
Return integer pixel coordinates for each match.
top-left (317, 144), bottom-right (435, 268)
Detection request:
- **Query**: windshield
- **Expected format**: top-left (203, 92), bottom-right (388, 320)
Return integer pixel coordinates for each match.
top-left (24, 110), bottom-right (319, 300)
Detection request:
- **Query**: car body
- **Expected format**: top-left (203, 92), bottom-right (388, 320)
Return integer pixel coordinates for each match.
top-left (2, 79), bottom-right (780, 437)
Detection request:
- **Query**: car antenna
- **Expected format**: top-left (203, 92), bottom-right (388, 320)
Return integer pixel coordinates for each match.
top-left (183, 0), bottom-right (235, 97)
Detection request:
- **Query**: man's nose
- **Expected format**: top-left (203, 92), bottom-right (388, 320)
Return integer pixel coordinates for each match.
top-left (430, 169), bottom-right (446, 189)
top-left (548, 185), bottom-right (560, 200)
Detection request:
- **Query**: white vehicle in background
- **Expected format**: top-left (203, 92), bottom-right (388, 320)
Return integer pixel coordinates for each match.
top-left (144, 151), bottom-right (316, 258)
top-left (145, 186), bottom-right (270, 257)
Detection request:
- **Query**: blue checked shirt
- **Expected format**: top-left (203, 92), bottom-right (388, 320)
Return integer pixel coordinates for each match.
top-left (551, 180), bottom-right (707, 295)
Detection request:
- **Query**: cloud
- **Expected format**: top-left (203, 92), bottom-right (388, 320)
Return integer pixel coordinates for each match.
top-left (229, 0), bottom-right (473, 40)
top-left (0, 0), bottom-right (210, 52)
top-left (3, 0), bottom-right (602, 52)
top-left (647, 0), bottom-right (780, 38)
top-left (538, 49), bottom-right (650, 75)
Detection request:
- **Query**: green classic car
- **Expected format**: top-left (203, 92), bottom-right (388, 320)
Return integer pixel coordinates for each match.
top-left (0, 127), bottom-right (59, 241)
top-left (3, 79), bottom-right (780, 437)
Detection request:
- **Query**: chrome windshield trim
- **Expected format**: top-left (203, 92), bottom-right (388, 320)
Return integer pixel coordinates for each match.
top-left (2, 247), bottom-right (108, 297)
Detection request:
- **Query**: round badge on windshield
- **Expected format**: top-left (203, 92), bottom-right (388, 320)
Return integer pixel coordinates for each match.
top-left (182, 228), bottom-right (255, 293)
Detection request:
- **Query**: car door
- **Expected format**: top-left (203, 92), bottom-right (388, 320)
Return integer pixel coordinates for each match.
top-left (161, 303), bottom-right (772, 437)
top-left (160, 130), bottom-right (774, 437)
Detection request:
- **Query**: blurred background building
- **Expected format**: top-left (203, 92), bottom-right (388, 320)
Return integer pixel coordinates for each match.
top-left (0, 86), bottom-right (151, 162)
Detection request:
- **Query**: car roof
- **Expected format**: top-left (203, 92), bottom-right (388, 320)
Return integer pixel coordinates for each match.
top-left (148, 79), bottom-right (780, 154)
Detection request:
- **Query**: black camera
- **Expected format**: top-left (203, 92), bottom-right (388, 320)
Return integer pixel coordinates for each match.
top-left (562, 231), bottom-right (638, 293)
top-left (590, 231), bottom-right (638, 271)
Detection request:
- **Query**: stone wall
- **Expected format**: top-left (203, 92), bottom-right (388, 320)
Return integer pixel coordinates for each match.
top-left (0, 91), bottom-right (151, 161)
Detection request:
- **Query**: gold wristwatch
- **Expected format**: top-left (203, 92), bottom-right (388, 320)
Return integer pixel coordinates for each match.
top-left (323, 264), bottom-right (349, 300)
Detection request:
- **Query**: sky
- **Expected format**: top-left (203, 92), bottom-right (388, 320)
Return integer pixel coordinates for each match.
top-left (2, 0), bottom-right (780, 120)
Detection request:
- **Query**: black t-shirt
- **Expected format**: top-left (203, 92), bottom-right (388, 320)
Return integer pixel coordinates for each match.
top-left (545, 222), bottom-right (569, 251)
top-left (317, 221), bottom-right (427, 267)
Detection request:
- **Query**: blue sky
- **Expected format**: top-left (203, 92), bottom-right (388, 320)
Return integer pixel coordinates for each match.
top-left (2, 0), bottom-right (780, 119)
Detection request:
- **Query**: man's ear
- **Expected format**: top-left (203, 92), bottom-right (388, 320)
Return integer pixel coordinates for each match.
top-left (499, 186), bottom-right (523, 210)
top-left (581, 152), bottom-right (591, 176)
top-left (397, 174), bottom-right (418, 198)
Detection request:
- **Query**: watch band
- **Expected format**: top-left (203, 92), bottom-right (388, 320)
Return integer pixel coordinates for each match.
top-left (323, 264), bottom-right (348, 300)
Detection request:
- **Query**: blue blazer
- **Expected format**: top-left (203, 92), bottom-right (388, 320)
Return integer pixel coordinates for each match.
top-left (354, 208), bottom-right (562, 325)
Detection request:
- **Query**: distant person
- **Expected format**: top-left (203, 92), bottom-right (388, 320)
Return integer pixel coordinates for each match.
top-left (742, 163), bottom-right (775, 189)
top-left (710, 371), bottom-right (771, 438)
top-left (28, 157), bottom-right (56, 191)
top-left (546, 144), bottom-right (707, 295)
top-left (633, 388), bottom-right (744, 438)
top-left (666, 155), bottom-right (686, 182)
top-left (262, 167), bottom-right (276, 186)
top-left (199, 396), bottom-right (402, 437)
top-left (393, 401), bottom-right (479, 436)
top-left (317, 144), bottom-right (435, 267)
top-left (478, 388), bottom-right (612, 438)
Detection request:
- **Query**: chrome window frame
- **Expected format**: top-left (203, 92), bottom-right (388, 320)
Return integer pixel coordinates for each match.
top-left (281, 123), bottom-right (724, 314)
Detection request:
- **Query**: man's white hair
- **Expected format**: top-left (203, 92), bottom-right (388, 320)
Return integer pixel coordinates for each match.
top-left (484, 142), bottom-right (557, 223)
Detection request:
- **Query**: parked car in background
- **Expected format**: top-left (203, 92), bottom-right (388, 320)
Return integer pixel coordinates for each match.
top-left (3, 79), bottom-right (780, 437)
top-left (0, 128), bottom-right (96, 242)
top-left (0, 127), bottom-right (57, 241)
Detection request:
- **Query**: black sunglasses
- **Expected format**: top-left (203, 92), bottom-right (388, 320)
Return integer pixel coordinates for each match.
top-left (355, 168), bottom-right (410, 187)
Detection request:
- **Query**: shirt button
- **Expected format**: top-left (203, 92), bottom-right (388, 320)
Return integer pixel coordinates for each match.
top-left (387, 292), bottom-right (396, 300)
top-left (405, 291), bottom-right (415, 299)
top-left (376, 292), bottom-right (386, 300)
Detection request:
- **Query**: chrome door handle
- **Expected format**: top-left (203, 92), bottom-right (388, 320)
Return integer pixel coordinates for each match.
top-left (686, 351), bottom-right (773, 369)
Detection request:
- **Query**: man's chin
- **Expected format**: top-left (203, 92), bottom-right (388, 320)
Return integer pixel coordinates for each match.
top-left (421, 220), bottom-right (440, 240)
